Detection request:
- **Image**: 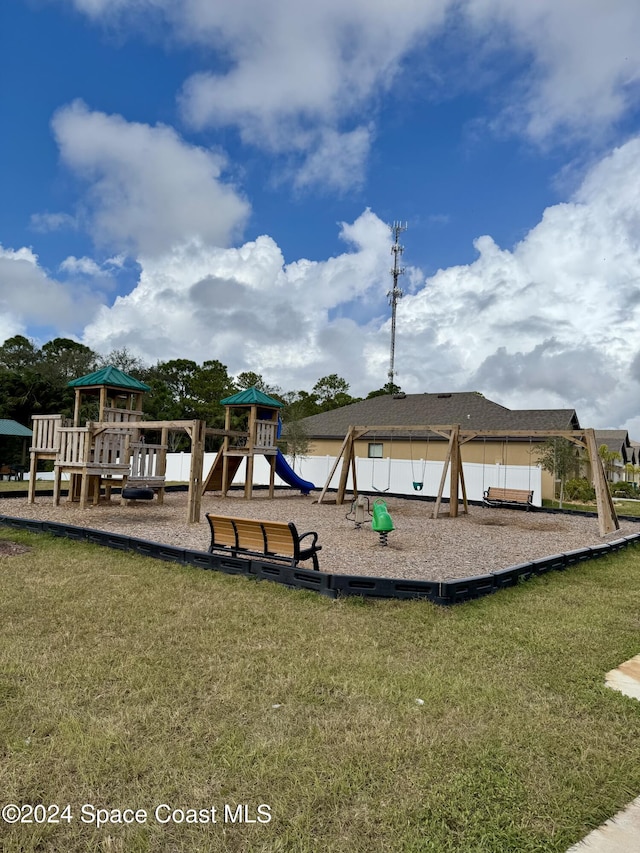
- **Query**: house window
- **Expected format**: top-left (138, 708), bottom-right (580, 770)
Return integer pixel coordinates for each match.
top-left (368, 442), bottom-right (383, 458)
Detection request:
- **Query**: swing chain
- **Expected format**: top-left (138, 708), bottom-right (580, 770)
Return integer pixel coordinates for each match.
top-left (410, 431), bottom-right (429, 492)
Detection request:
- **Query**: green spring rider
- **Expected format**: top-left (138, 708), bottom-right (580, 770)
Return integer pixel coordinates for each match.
top-left (371, 498), bottom-right (394, 546)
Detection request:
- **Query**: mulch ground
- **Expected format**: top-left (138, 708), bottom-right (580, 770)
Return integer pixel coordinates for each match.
top-left (0, 540), bottom-right (31, 557)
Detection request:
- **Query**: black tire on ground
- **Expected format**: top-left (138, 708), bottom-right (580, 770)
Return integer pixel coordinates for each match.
top-left (122, 487), bottom-right (155, 501)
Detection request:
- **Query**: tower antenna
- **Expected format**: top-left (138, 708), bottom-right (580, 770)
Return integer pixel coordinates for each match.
top-left (387, 221), bottom-right (406, 392)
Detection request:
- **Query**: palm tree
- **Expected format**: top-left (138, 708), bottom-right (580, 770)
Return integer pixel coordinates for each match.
top-left (598, 445), bottom-right (621, 482)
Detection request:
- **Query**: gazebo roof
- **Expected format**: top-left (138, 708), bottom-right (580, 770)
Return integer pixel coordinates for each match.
top-left (221, 387), bottom-right (283, 408)
top-left (68, 366), bottom-right (150, 392)
top-left (0, 419), bottom-right (32, 437)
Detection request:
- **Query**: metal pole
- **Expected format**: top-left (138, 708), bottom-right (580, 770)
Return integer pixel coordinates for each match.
top-left (388, 221), bottom-right (406, 392)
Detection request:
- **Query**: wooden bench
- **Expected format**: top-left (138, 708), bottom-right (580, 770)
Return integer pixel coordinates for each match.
top-left (483, 487), bottom-right (534, 510)
top-left (206, 514), bottom-right (322, 571)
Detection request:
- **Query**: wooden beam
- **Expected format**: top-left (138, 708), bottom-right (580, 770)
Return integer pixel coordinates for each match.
top-left (73, 389), bottom-right (81, 427)
top-left (91, 420), bottom-right (202, 432)
top-left (157, 427), bottom-right (168, 505)
top-left (584, 428), bottom-right (620, 536)
top-left (345, 424), bottom-right (589, 446)
top-left (98, 386), bottom-right (107, 423)
top-left (244, 405), bottom-right (257, 500)
top-left (351, 424), bottom-right (465, 436)
top-left (336, 430), bottom-right (355, 505)
top-left (221, 406), bottom-right (232, 497)
top-left (27, 449), bottom-right (37, 504)
top-left (268, 455), bottom-right (276, 499)
top-left (350, 448), bottom-right (358, 498)
top-left (317, 428), bottom-right (354, 504)
top-left (187, 419), bottom-right (205, 523)
top-left (458, 429), bottom-right (587, 442)
top-left (449, 425), bottom-right (461, 518)
top-left (459, 456), bottom-right (468, 514)
top-left (432, 431), bottom-right (455, 518)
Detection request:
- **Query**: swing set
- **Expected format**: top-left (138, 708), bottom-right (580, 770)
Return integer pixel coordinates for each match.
top-left (370, 430), bottom-right (430, 493)
top-left (409, 432), bottom-right (430, 491)
top-left (317, 424), bottom-right (620, 537)
top-left (370, 432), bottom-right (391, 493)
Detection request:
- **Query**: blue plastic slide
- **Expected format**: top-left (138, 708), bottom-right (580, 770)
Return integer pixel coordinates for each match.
top-left (273, 450), bottom-right (315, 495)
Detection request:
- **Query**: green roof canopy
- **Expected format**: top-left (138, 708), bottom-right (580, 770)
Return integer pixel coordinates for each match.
top-left (68, 366), bottom-right (150, 392)
top-left (221, 387), bottom-right (283, 408)
top-left (0, 419), bottom-right (32, 437)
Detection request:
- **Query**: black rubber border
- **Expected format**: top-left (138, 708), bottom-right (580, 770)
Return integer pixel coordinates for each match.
top-left (2, 513), bottom-right (639, 606)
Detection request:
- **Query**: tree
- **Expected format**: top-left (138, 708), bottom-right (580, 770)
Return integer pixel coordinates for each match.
top-left (367, 381), bottom-right (402, 398)
top-left (312, 374), bottom-right (359, 412)
top-left (624, 462), bottom-right (640, 486)
top-left (0, 335), bottom-right (39, 372)
top-left (279, 418), bottom-right (311, 472)
top-left (141, 358), bottom-right (234, 450)
top-left (0, 336), bottom-right (70, 421)
top-left (149, 359), bottom-right (200, 415)
top-left (534, 437), bottom-right (582, 506)
top-left (280, 390), bottom-right (320, 421)
top-left (41, 338), bottom-right (97, 384)
top-left (234, 371), bottom-right (282, 399)
top-left (235, 371), bottom-right (264, 391)
top-left (191, 360), bottom-right (234, 428)
top-left (598, 444), bottom-right (621, 481)
top-left (97, 347), bottom-right (146, 377)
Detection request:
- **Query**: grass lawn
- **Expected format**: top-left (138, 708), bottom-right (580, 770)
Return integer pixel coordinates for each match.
top-left (0, 480), bottom-right (52, 493)
top-left (1, 530), bottom-right (640, 852)
top-left (543, 497), bottom-right (640, 518)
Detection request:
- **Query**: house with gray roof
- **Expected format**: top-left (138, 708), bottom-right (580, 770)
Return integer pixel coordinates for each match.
top-left (293, 391), bottom-right (582, 502)
top-left (595, 430), bottom-right (634, 482)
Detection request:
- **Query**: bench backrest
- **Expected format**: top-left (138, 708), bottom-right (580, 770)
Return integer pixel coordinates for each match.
top-left (206, 514), bottom-right (297, 558)
top-left (208, 515), bottom-right (238, 549)
top-left (262, 522), bottom-right (297, 558)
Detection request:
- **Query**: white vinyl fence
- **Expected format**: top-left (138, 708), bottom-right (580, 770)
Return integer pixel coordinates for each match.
top-left (164, 452), bottom-right (543, 506)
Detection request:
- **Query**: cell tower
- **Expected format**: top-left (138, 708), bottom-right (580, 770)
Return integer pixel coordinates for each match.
top-left (387, 221), bottom-right (407, 392)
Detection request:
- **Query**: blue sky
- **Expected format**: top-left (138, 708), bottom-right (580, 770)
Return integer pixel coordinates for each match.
top-left (2, 0), bottom-right (640, 433)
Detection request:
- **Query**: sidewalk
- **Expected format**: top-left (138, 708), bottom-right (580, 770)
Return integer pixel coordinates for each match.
top-left (567, 655), bottom-right (640, 852)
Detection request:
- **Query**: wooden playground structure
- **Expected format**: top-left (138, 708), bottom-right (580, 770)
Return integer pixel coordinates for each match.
top-left (28, 368), bottom-right (172, 509)
top-left (201, 387), bottom-right (283, 500)
top-left (318, 424), bottom-right (620, 537)
top-left (28, 372), bottom-right (287, 523)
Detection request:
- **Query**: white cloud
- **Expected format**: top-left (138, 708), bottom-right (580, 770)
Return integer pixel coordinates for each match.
top-left (51, 100), bottom-right (250, 257)
top-left (82, 209), bottom-right (394, 388)
top-left (392, 135), bottom-right (640, 428)
top-left (59, 255), bottom-right (105, 276)
top-left (294, 126), bottom-right (372, 192)
top-left (30, 212), bottom-right (78, 232)
top-left (104, 254), bottom-right (126, 269)
top-left (62, 0), bottom-right (640, 181)
top-left (463, 0), bottom-right (640, 143)
top-left (0, 245), bottom-right (103, 333)
top-left (177, 0), bottom-right (449, 134)
top-left (64, 0), bottom-right (166, 20)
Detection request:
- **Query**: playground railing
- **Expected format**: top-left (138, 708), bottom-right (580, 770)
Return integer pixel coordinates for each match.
top-left (255, 421), bottom-right (277, 450)
top-left (129, 442), bottom-right (167, 483)
top-left (30, 415), bottom-right (65, 454)
top-left (103, 407), bottom-right (144, 423)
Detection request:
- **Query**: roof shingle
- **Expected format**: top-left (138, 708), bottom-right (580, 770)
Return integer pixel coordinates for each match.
top-left (298, 392), bottom-right (580, 439)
